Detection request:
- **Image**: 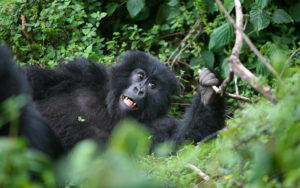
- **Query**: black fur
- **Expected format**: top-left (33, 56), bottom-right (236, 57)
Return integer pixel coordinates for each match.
top-left (25, 51), bottom-right (225, 150)
top-left (1, 46), bottom-right (225, 153)
top-left (0, 46), bottom-right (64, 159)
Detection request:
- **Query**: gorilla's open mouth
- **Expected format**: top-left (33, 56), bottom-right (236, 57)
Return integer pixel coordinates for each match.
top-left (122, 95), bottom-right (138, 109)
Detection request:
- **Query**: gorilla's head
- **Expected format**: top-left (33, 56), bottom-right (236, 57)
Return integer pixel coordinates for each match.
top-left (106, 51), bottom-right (178, 121)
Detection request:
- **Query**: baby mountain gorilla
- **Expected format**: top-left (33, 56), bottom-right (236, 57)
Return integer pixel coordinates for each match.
top-left (1, 46), bottom-right (225, 156)
top-left (25, 51), bottom-right (225, 150)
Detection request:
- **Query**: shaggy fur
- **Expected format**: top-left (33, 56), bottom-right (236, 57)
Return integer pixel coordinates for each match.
top-left (0, 46), bottom-right (64, 159)
top-left (1, 47), bottom-right (225, 154)
top-left (25, 51), bottom-right (225, 150)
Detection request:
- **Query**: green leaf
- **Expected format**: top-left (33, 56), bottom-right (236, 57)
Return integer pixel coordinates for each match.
top-left (289, 3), bottom-right (300, 22)
top-left (204, 0), bottom-right (216, 14)
top-left (255, 0), bottom-right (269, 9)
top-left (126, 0), bottom-right (145, 18)
top-left (167, 0), bottom-right (179, 7)
top-left (256, 60), bottom-right (269, 76)
top-left (208, 23), bottom-right (234, 50)
top-left (221, 58), bottom-right (229, 77)
top-left (250, 4), bottom-right (270, 31)
top-left (77, 116), bottom-right (86, 122)
top-left (109, 120), bottom-right (151, 157)
top-left (201, 51), bottom-right (215, 68)
top-left (224, 0), bottom-right (234, 13)
top-left (272, 9), bottom-right (293, 24)
top-left (105, 3), bottom-right (119, 16)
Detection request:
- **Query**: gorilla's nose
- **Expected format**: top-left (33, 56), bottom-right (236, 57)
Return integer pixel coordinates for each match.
top-left (134, 84), bottom-right (146, 97)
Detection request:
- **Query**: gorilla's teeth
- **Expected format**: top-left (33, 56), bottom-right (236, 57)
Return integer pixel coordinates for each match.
top-left (122, 95), bottom-right (137, 108)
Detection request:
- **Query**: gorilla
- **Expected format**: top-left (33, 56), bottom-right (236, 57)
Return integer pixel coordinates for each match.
top-left (25, 51), bottom-right (225, 150)
top-left (1, 46), bottom-right (225, 155)
top-left (0, 46), bottom-right (64, 159)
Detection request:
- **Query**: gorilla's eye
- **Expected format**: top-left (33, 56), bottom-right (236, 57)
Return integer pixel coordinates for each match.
top-left (138, 73), bottom-right (144, 80)
top-left (149, 82), bottom-right (156, 89)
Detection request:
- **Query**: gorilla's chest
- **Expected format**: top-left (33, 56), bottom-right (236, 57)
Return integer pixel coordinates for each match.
top-left (36, 87), bottom-right (115, 149)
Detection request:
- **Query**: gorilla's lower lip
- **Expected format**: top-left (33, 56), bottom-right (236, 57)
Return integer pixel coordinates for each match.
top-left (122, 95), bottom-right (138, 109)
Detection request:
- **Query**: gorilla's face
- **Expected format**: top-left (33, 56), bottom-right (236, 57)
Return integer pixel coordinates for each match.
top-left (119, 68), bottom-right (159, 112)
top-left (106, 51), bottom-right (178, 121)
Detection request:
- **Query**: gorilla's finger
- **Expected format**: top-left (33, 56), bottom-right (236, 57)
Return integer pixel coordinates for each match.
top-left (199, 69), bottom-right (211, 84)
top-left (203, 78), bottom-right (219, 86)
top-left (205, 72), bottom-right (217, 80)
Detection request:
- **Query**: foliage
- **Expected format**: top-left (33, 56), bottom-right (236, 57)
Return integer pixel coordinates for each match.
top-left (0, 0), bottom-right (300, 187)
top-left (0, 138), bottom-right (56, 187)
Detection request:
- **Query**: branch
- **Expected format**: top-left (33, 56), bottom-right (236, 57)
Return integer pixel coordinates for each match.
top-left (21, 15), bottom-right (29, 38)
top-left (224, 92), bottom-right (252, 103)
top-left (287, 47), bottom-right (300, 62)
top-left (215, 0), bottom-right (277, 103)
top-left (198, 127), bottom-right (227, 145)
top-left (186, 163), bottom-right (209, 181)
top-left (219, 70), bottom-right (234, 95)
top-left (215, 0), bottom-right (282, 83)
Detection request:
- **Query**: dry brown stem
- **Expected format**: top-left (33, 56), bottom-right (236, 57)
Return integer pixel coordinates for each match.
top-left (21, 15), bottom-right (29, 38)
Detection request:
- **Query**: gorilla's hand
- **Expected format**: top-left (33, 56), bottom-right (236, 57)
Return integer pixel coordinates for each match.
top-left (198, 68), bottom-right (219, 105)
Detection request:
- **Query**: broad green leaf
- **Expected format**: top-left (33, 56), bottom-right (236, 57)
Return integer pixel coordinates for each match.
top-left (250, 4), bottom-right (270, 31)
top-left (289, 3), bottom-right (300, 22)
top-left (272, 9), bottom-right (293, 24)
top-left (204, 0), bottom-right (216, 14)
top-left (163, 6), bottom-right (180, 20)
top-left (256, 60), bottom-right (269, 76)
top-left (105, 3), bottom-right (118, 16)
top-left (126, 0), bottom-right (145, 18)
top-left (109, 120), bottom-right (151, 157)
top-left (221, 58), bottom-right (229, 77)
top-left (201, 51), bottom-right (215, 68)
top-left (167, 0), bottom-right (179, 7)
top-left (255, 0), bottom-right (269, 9)
top-left (224, 0), bottom-right (235, 13)
top-left (208, 23), bottom-right (234, 50)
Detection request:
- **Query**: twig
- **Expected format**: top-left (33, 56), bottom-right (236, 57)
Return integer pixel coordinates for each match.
top-left (21, 15), bottom-right (29, 38)
top-left (185, 163), bottom-right (209, 181)
top-left (224, 93), bottom-right (252, 103)
top-left (171, 102), bottom-right (191, 106)
top-left (219, 70), bottom-right (234, 96)
top-left (160, 32), bottom-right (184, 39)
top-left (167, 20), bottom-right (202, 68)
top-left (198, 127), bottom-right (227, 145)
top-left (287, 47), bottom-right (300, 62)
top-left (243, 14), bottom-right (249, 30)
top-left (215, 0), bottom-right (282, 83)
top-left (235, 76), bottom-right (246, 108)
top-left (177, 60), bottom-right (192, 68)
top-left (280, 47), bottom-right (300, 76)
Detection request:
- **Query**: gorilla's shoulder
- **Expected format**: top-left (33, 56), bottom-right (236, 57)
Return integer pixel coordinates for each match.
top-left (58, 58), bottom-right (108, 85)
top-left (25, 58), bottom-right (109, 100)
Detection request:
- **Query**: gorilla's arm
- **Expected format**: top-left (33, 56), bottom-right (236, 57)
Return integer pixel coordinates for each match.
top-left (177, 92), bottom-right (225, 143)
top-left (148, 93), bottom-right (224, 145)
top-left (173, 68), bottom-right (225, 143)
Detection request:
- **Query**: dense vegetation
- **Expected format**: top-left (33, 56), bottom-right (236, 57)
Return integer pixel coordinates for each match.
top-left (0, 0), bottom-right (299, 187)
